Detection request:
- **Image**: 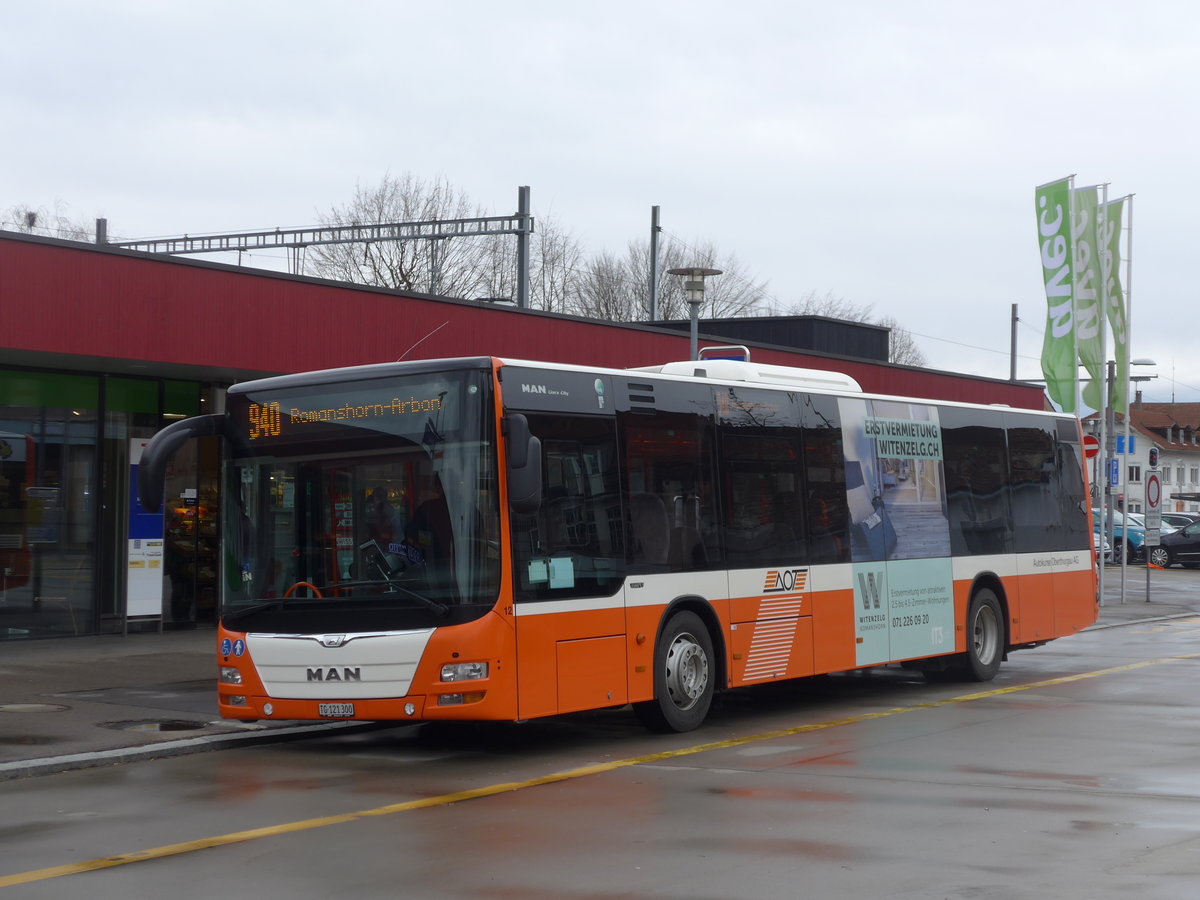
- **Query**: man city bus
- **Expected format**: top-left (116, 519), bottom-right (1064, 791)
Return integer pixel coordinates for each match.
top-left (137, 354), bottom-right (1097, 733)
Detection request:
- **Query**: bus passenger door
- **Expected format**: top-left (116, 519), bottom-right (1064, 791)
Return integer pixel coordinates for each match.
top-left (510, 415), bottom-right (629, 719)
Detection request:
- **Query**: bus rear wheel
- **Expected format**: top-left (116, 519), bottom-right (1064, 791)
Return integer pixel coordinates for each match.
top-left (965, 587), bottom-right (1004, 681)
top-left (634, 610), bottom-right (715, 733)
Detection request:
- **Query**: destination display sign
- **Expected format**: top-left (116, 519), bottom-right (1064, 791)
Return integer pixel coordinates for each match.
top-left (230, 377), bottom-right (465, 447)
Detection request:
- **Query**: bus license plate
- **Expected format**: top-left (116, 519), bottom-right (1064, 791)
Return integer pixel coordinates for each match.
top-left (318, 703), bottom-right (355, 718)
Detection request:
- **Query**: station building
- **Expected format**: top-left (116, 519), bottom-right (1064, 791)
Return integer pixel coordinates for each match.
top-left (0, 230), bottom-right (1044, 640)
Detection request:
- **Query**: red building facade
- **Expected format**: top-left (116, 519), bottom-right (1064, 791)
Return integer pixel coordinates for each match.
top-left (0, 231), bottom-right (1044, 638)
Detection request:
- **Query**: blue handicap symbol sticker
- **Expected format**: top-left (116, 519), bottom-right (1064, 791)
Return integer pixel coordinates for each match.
top-left (221, 638), bottom-right (232, 657)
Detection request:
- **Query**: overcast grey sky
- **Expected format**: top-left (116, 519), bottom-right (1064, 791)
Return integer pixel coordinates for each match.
top-left (4, 1), bottom-right (1198, 405)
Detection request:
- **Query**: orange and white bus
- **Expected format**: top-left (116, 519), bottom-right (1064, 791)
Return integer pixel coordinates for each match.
top-left (138, 353), bottom-right (1097, 732)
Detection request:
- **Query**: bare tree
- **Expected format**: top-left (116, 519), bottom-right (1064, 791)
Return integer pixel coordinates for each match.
top-left (472, 230), bottom-right (517, 304)
top-left (568, 236), bottom-right (769, 323)
top-left (653, 239), bottom-right (769, 320)
top-left (529, 215), bottom-right (584, 314)
top-left (305, 175), bottom-right (590, 311)
top-left (473, 212), bottom-right (585, 312)
top-left (3, 203), bottom-right (91, 240)
top-left (875, 314), bottom-right (927, 367)
top-left (763, 288), bottom-right (860, 320)
top-left (304, 174), bottom-right (492, 299)
top-left (573, 250), bottom-right (630, 320)
top-left (303, 175), bottom-right (777, 331)
top-left (763, 289), bottom-right (927, 367)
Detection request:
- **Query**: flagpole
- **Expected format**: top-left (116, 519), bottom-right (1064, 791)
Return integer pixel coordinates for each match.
top-left (1068, 176), bottom-right (1082, 415)
top-left (1096, 183), bottom-right (1109, 607)
top-left (1125, 195), bottom-right (1138, 601)
top-left (1105, 184), bottom-right (1129, 604)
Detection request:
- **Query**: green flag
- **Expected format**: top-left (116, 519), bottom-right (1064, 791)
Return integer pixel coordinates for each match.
top-left (1102, 197), bottom-right (1129, 413)
top-left (1036, 178), bottom-right (1077, 412)
top-left (1072, 187), bottom-right (1105, 412)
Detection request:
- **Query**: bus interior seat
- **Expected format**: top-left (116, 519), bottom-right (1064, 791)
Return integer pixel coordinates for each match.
top-left (629, 492), bottom-right (670, 565)
top-left (670, 494), bottom-right (707, 568)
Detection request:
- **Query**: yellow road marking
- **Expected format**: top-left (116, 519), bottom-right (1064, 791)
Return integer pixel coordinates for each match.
top-left (4, 651), bottom-right (1198, 888)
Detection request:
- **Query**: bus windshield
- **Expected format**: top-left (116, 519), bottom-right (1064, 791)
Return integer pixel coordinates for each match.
top-left (220, 367), bottom-right (500, 632)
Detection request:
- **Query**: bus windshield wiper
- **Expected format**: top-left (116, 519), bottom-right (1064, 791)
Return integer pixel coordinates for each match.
top-left (351, 540), bottom-right (450, 616)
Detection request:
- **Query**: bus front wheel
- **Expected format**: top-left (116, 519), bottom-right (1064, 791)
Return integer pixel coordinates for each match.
top-left (634, 610), bottom-right (715, 733)
top-left (965, 587), bottom-right (1004, 681)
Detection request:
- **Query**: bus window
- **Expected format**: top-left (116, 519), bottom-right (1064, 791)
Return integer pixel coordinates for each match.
top-left (1007, 415), bottom-right (1061, 554)
top-left (941, 407), bottom-right (1012, 556)
top-left (800, 394), bottom-right (850, 564)
top-left (719, 432), bottom-right (805, 567)
top-left (512, 414), bottom-right (625, 601)
top-left (716, 384), bottom-right (802, 567)
top-left (619, 410), bottom-right (718, 573)
top-left (1053, 422), bottom-right (1090, 553)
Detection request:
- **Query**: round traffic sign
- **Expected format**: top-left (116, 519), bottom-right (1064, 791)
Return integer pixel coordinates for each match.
top-left (1146, 472), bottom-right (1161, 510)
top-left (1083, 434), bottom-right (1101, 459)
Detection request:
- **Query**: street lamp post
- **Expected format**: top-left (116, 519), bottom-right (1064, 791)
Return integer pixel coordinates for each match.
top-left (1128, 369), bottom-right (1158, 604)
top-left (667, 267), bottom-right (723, 360)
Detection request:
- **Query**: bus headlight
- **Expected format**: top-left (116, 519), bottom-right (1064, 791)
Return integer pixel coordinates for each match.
top-left (440, 661), bottom-right (488, 682)
top-left (220, 666), bottom-right (243, 685)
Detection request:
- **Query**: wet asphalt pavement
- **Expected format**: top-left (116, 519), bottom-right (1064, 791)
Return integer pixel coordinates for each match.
top-left (2, 565), bottom-right (1197, 781)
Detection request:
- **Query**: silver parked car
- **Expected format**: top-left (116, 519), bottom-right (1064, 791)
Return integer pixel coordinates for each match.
top-left (1160, 512), bottom-right (1200, 530)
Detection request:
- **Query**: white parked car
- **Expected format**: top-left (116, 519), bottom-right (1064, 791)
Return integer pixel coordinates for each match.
top-left (1126, 511), bottom-right (1177, 535)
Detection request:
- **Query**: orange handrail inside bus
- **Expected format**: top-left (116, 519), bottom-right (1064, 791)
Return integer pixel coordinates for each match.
top-left (283, 581), bottom-right (324, 599)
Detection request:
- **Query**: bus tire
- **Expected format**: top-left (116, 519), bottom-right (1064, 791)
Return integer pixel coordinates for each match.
top-left (634, 610), bottom-right (715, 733)
top-left (965, 587), bottom-right (1004, 682)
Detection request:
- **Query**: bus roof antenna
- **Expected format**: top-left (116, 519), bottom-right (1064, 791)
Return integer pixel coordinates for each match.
top-left (397, 321), bottom-right (449, 361)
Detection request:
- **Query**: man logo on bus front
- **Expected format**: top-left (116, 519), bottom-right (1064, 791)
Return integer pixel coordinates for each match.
top-left (320, 634), bottom-right (348, 648)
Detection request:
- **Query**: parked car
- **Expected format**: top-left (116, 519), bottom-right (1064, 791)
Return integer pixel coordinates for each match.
top-left (1091, 508), bottom-right (1146, 564)
top-left (1093, 525), bottom-right (1112, 563)
top-left (1148, 520), bottom-right (1200, 569)
top-left (1160, 512), bottom-right (1200, 530)
top-left (1126, 511), bottom-right (1177, 535)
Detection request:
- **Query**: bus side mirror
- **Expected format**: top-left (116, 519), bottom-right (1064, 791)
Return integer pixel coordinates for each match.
top-left (137, 414), bottom-right (226, 513)
top-left (505, 414), bottom-right (542, 515)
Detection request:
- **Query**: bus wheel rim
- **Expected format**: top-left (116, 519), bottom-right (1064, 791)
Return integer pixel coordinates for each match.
top-left (973, 603), bottom-right (999, 665)
top-left (665, 632), bottom-right (708, 711)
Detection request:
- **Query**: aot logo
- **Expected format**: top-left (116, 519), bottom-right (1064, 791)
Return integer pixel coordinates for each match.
top-left (763, 568), bottom-right (808, 593)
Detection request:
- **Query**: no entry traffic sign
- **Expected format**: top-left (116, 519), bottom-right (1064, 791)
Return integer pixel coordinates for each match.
top-left (1083, 434), bottom-right (1100, 459)
top-left (1146, 471), bottom-right (1161, 511)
